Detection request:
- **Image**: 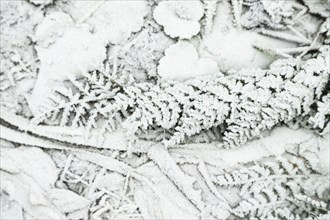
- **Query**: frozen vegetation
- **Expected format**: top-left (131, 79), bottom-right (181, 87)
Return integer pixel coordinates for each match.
top-left (0, 0), bottom-right (329, 219)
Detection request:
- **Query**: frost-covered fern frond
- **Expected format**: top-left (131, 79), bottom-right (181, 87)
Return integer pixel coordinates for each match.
top-left (215, 156), bottom-right (314, 189)
top-left (32, 69), bottom-right (126, 136)
top-left (121, 46), bottom-right (329, 147)
top-left (230, 171), bottom-right (328, 219)
top-left (34, 46), bottom-right (329, 148)
top-left (214, 133), bottom-right (329, 219)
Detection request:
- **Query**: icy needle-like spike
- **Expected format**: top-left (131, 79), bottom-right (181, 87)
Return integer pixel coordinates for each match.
top-left (258, 29), bottom-right (311, 45)
top-left (288, 25), bottom-right (312, 44)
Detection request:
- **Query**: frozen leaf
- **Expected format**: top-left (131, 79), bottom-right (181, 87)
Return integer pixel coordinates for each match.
top-left (29, 12), bottom-right (107, 115)
top-left (48, 188), bottom-right (90, 213)
top-left (34, 12), bottom-right (107, 81)
top-left (158, 41), bottom-right (220, 81)
top-left (0, 147), bottom-right (66, 219)
top-left (147, 144), bottom-right (204, 210)
top-left (153, 1), bottom-right (204, 39)
top-left (135, 162), bottom-right (200, 219)
top-left (1, 146), bottom-right (58, 190)
top-left (66, 0), bottom-right (148, 44)
top-left (302, 0), bottom-right (330, 17)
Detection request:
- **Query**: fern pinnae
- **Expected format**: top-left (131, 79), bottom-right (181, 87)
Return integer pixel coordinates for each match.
top-left (290, 194), bottom-right (328, 211)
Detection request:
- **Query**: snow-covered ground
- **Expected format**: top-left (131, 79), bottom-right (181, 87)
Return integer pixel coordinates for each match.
top-left (0, 0), bottom-right (329, 219)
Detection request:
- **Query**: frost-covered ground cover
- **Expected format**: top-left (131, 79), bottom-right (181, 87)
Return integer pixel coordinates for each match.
top-left (0, 0), bottom-right (329, 219)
